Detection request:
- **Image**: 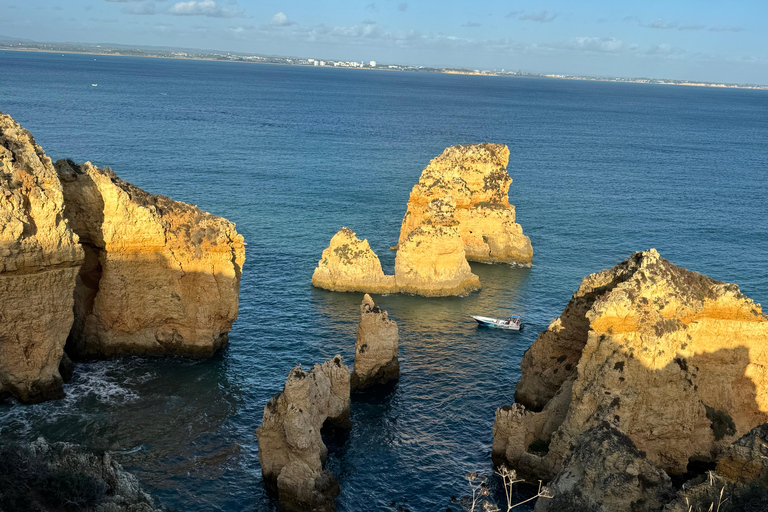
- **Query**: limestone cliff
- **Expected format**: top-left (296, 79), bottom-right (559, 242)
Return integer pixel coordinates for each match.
top-left (493, 249), bottom-right (768, 480)
top-left (256, 356), bottom-right (351, 512)
top-left (55, 159), bottom-right (245, 359)
top-left (397, 143), bottom-right (532, 265)
top-left (0, 112), bottom-right (84, 403)
top-left (394, 196), bottom-right (481, 297)
top-left (352, 294), bottom-right (399, 390)
top-left (311, 228), bottom-right (397, 294)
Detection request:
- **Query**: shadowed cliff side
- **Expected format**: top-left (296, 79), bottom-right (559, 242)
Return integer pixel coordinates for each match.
top-left (55, 160), bottom-right (245, 359)
top-left (0, 112), bottom-right (84, 403)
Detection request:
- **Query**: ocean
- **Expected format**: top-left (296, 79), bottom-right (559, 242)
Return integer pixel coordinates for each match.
top-left (1, 51), bottom-right (767, 511)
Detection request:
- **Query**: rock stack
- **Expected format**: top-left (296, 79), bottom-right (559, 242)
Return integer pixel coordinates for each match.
top-left (313, 143), bottom-right (532, 297)
top-left (398, 143), bottom-right (532, 265)
top-left (352, 294), bottom-right (399, 390)
top-left (256, 356), bottom-right (351, 512)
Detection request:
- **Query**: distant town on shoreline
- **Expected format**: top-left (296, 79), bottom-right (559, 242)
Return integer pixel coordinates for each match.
top-left (2, 37), bottom-right (766, 91)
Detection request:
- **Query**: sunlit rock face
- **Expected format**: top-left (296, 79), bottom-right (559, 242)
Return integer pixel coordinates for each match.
top-left (0, 112), bottom-right (84, 403)
top-left (256, 356), bottom-right (351, 512)
top-left (352, 294), bottom-right (399, 390)
top-left (394, 196), bottom-right (481, 297)
top-left (493, 249), bottom-right (768, 479)
top-left (397, 143), bottom-right (532, 265)
top-left (311, 227), bottom-right (397, 294)
top-left (55, 159), bottom-right (245, 359)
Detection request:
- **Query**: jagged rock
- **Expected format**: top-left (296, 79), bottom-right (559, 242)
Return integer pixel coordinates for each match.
top-left (352, 294), bottom-right (399, 390)
top-left (0, 437), bottom-right (161, 512)
top-left (0, 112), bottom-right (84, 403)
top-left (494, 249), bottom-right (768, 480)
top-left (664, 423), bottom-right (768, 512)
top-left (394, 196), bottom-right (481, 297)
top-left (256, 356), bottom-right (351, 512)
top-left (311, 228), bottom-right (397, 294)
top-left (397, 143), bottom-right (532, 265)
top-left (55, 159), bottom-right (245, 359)
top-left (533, 423), bottom-right (675, 512)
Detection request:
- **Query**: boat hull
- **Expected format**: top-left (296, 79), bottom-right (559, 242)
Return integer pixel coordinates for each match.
top-left (471, 315), bottom-right (521, 330)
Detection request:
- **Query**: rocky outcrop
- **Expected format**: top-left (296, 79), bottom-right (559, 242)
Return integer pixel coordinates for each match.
top-left (55, 159), bottom-right (245, 359)
top-left (0, 112), bottom-right (84, 403)
top-left (397, 143), bottom-right (532, 265)
top-left (533, 423), bottom-right (675, 512)
top-left (494, 249), bottom-right (768, 481)
top-left (352, 294), bottom-right (399, 390)
top-left (394, 196), bottom-right (481, 297)
top-left (0, 438), bottom-right (161, 512)
top-left (256, 356), bottom-right (351, 512)
top-left (311, 228), bottom-right (397, 294)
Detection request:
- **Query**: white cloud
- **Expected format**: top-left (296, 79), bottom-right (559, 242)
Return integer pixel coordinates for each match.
top-left (518, 11), bottom-right (558, 23)
top-left (462, 21), bottom-right (481, 28)
top-left (554, 37), bottom-right (633, 53)
top-left (270, 12), bottom-right (295, 26)
top-left (646, 43), bottom-right (685, 57)
top-left (169, 0), bottom-right (244, 18)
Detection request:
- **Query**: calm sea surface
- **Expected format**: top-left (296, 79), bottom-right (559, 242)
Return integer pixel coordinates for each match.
top-left (1, 51), bottom-right (767, 511)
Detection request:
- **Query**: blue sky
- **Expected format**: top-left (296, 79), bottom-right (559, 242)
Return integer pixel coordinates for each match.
top-left (1, 0), bottom-right (766, 83)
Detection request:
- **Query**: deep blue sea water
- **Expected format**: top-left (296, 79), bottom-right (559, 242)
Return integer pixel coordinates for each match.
top-left (1, 51), bottom-right (767, 511)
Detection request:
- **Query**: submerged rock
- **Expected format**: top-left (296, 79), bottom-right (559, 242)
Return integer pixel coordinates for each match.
top-left (256, 356), bottom-right (351, 512)
top-left (0, 112), bottom-right (84, 403)
top-left (494, 249), bottom-right (768, 481)
top-left (55, 159), bottom-right (245, 359)
top-left (352, 294), bottom-right (399, 390)
top-left (311, 227), bottom-right (397, 294)
top-left (534, 423), bottom-right (675, 512)
top-left (394, 196), bottom-right (481, 297)
top-left (0, 438), bottom-right (161, 512)
top-left (397, 143), bottom-right (532, 265)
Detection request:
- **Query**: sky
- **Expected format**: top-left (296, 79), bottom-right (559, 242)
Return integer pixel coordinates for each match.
top-left (1, 0), bottom-right (767, 84)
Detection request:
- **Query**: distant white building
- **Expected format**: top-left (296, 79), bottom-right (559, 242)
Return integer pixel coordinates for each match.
top-left (369, 61), bottom-right (377, 67)
top-left (319, 61), bottom-right (326, 66)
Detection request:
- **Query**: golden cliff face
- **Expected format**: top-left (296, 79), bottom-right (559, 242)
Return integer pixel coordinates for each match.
top-left (311, 228), bottom-right (397, 294)
top-left (394, 196), bottom-right (481, 297)
top-left (398, 143), bottom-right (532, 265)
top-left (55, 160), bottom-right (245, 359)
top-left (0, 113), bottom-right (84, 403)
top-left (494, 249), bottom-right (768, 478)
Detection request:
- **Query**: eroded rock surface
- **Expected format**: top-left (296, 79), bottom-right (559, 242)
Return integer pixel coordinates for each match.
top-left (256, 356), bottom-right (351, 512)
top-left (394, 196), bottom-right (481, 297)
top-left (352, 294), bottom-right (399, 390)
top-left (0, 112), bottom-right (84, 403)
top-left (0, 438), bottom-right (161, 512)
top-left (533, 423), bottom-right (675, 512)
top-left (55, 159), bottom-right (245, 359)
top-left (397, 143), bottom-right (532, 265)
top-left (494, 249), bottom-right (768, 481)
top-left (311, 228), bottom-right (397, 294)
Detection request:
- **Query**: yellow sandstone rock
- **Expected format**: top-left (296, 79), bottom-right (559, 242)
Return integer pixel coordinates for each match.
top-left (311, 227), bottom-right (397, 294)
top-left (55, 160), bottom-right (245, 359)
top-left (0, 112), bottom-right (84, 403)
top-left (395, 196), bottom-right (481, 297)
top-left (493, 249), bottom-right (768, 479)
top-left (398, 143), bottom-right (532, 265)
top-left (352, 294), bottom-right (399, 390)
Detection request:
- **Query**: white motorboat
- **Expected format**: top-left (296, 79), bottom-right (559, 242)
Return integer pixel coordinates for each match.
top-left (471, 314), bottom-right (522, 330)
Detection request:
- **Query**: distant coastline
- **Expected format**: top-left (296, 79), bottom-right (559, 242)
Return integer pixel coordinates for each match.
top-left (2, 44), bottom-right (766, 91)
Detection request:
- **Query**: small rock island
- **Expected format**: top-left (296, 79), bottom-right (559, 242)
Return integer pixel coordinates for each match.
top-left (311, 143), bottom-right (531, 297)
